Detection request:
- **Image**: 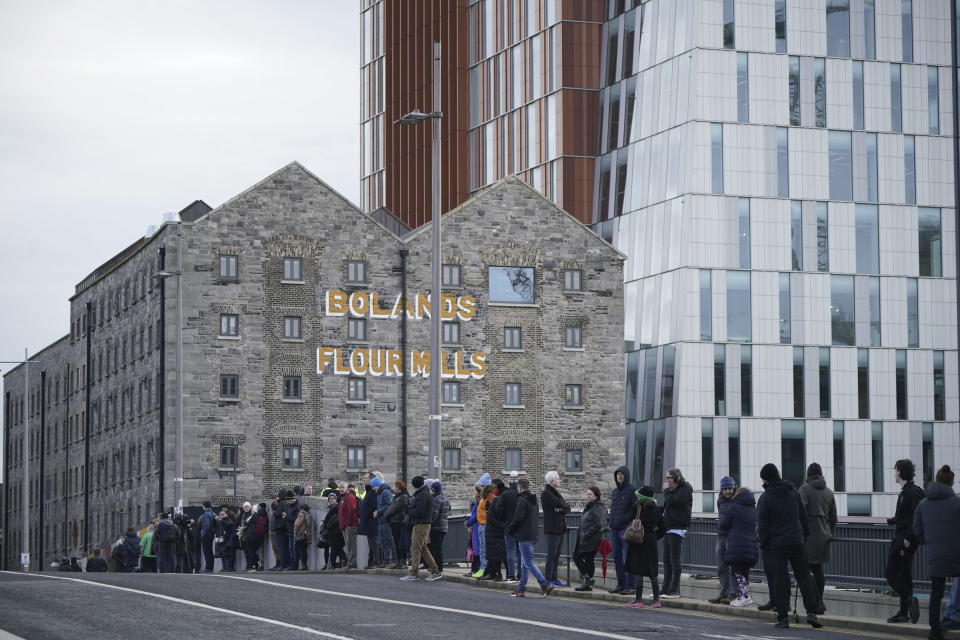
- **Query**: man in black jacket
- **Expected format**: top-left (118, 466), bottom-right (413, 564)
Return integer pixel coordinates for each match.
top-left (660, 467), bottom-right (693, 598)
top-left (498, 471), bottom-right (521, 581)
top-left (85, 549), bottom-right (108, 572)
top-left (507, 478), bottom-right (554, 597)
top-left (541, 470), bottom-right (571, 587)
top-left (885, 458), bottom-right (925, 623)
top-left (400, 476), bottom-right (442, 582)
top-left (757, 463), bottom-right (822, 629)
top-left (114, 528), bottom-right (141, 573)
top-left (608, 465), bottom-right (637, 593)
top-left (270, 493), bottom-right (288, 570)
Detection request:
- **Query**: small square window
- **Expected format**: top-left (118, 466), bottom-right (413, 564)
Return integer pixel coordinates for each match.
top-left (348, 377), bottom-right (366, 401)
top-left (564, 269), bottom-right (583, 291)
top-left (565, 326), bottom-right (583, 349)
top-left (565, 384), bottom-right (582, 406)
top-left (505, 448), bottom-right (522, 472)
top-left (348, 318), bottom-right (367, 341)
top-left (220, 444), bottom-right (238, 468)
top-left (220, 374), bottom-right (239, 399)
top-left (442, 321), bottom-right (461, 345)
top-left (220, 314), bottom-right (239, 337)
top-left (283, 376), bottom-right (301, 400)
top-left (565, 449), bottom-right (582, 472)
top-left (504, 327), bottom-right (522, 349)
top-left (443, 264), bottom-right (462, 287)
top-left (443, 381), bottom-right (461, 404)
top-left (282, 445), bottom-right (301, 469)
top-left (504, 382), bottom-right (522, 406)
top-left (283, 257), bottom-right (303, 281)
top-left (347, 260), bottom-right (367, 283)
top-left (847, 493), bottom-right (872, 516)
top-left (443, 447), bottom-right (462, 471)
top-left (283, 316), bottom-right (302, 339)
top-left (347, 445), bottom-right (366, 470)
top-left (219, 255), bottom-right (238, 281)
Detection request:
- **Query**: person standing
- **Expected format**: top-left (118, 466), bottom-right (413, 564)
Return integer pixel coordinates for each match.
top-left (482, 487), bottom-right (507, 581)
top-left (709, 476), bottom-right (737, 604)
top-left (139, 523), bottom-right (157, 573)
top-left (339, 482), bottom-right (360, 569)
top-left (573, 486), bottom-right (607, 592)
top-left (115, 528), bottom-right (141, 573)
top-left (660, 467), bottom-right (693, 598)
top-left (400, 476), bottom-right (442, 582)
top-left (154, 512), bottom-right (178, 573)
top-left (293, 503), bottom-right (313, 570)
top-left (384, 480), bottom-right (411, 569)
top-left (321, 493), bottom-right (346, 569)
top-left (542, 471), bottom-right (572, 588)
top-left (373, 477), bottom-right (396, 568)
top-left (719, 487), bottom-right (759, 607)
top-left (429, 481), bottom-right (450, 574)
top-left (199, 500), bottom-right (216, 573)
top-left (498, 472), bottom-right (521, 582)
top-left (245, 503), bottom-right (269, 571)
top-left (269, 493), bottom-right (288, 570)
top-left (237, 502), bottom-right (255, 570)
top-left (625, 486), bottom-right (665, 607)
top-left (359, 473), bottom-right (380, 569)
top-left (283, 490), bottom-right (300, 570)
top-left (218, 508), bottom-right (239, 572)
top-left (757, 463), bottom-right (822, 629)
top-left (798, 462), bottom-right (837, 614)
top-left (885, 459), bottom-right (925, 624)
top-left (608, 466), bottom-right (638, 594)
top-left (507, 478), bottom-right (554, 597)
top-left (913, 465), bottom-right (960, 640)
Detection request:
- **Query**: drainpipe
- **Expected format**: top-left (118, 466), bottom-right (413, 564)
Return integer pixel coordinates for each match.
top-left (399, 248), bottom-right (409, 482)
top-left (157, 245), bottom-right (166, 513)
top-left (82, 302), bottom-right (92, 553)
top-left (38, 370), bottom-right (46, 570)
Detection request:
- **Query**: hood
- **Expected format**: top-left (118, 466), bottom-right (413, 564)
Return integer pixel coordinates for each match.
top-left (925, 482), bottom-right (957, 500)
top-left (805, 475), bottom-right (827, 490)
top-left (125, 531), bottom-right (139, 541)
top-left (614, 465), bottom-right (631, 488)
top-left (519, 490), bottom-right (537, 505)
top-left (731, 490), bottom-right (756, 507)
top-left (765, 478), bottom-right (795, 499)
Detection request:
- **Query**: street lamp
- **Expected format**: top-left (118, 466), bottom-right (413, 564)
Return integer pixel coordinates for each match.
top-left (395, 40), bottom-right (443, 480)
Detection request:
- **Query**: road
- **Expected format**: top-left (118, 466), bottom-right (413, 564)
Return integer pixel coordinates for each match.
top-left (0, 570), bottom-right (918, 640)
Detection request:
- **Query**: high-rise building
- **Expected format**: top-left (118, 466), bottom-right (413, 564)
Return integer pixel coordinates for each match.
top-left (366, 0), bottom-right (960, 517)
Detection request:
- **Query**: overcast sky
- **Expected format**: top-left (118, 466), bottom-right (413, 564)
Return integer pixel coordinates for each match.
top-left (0, 1), bottom-right (359, 467)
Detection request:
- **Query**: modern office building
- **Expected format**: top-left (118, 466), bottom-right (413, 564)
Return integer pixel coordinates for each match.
top-left (364, 0), bottom-right (960, 517)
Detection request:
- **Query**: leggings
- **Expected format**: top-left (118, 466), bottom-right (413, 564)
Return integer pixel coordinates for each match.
top-left (732, 563), bottom-right (751, 598)
top-left (633, 574), bottom-right (661, 601)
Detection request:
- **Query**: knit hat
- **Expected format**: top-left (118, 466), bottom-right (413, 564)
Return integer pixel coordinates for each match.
top-left (806, 462), bottom-right (823, 479)
top-left (720, 476), bottom-right (737, 489)
top-left (327, 493), bottom-right (338, 501)
top-left (760, 463), bottom-right (781, 483)
top-left (202, 501), bottom-right (212, 508)
top-left (477, 473), bottom-right (492, 487)
top-left (411, 475), bottom-right (425, 488)
top-left (370, 477), bottom-right (383, 488)
top-left (635, 485), bottom-right (655, 500)
top-left (242, 501), bottom-right (252, 510)
top-left (431, 481), bottom-right (442, 493)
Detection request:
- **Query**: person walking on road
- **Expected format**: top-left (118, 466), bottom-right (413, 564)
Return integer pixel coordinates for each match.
top-left (660, 467), bottom-right (692, 598)
top-left (339, 482), bottom-right (360, 569)
top-left (799, 462), bottom-right (837, 614)
top-left (913, 465), bottom-right (960, 640)
top-left (573, 486), bottom-right (607, 592)
top-left (542, 470), bottom-right (572, 588)
top-left (625, 486), bottom-right (665, 608)
top-left (709, 476), bottom-right (737, 604)
top-left (608, 465), bottom-right (637, 594)
top-left (718, 487), bottom-right (759, 607)
top-left (400, 476), bottom-right (442, 582)
top-left (886, 458), bottom-right (925, 624)
top-left (507, 478), bottom-right (554, 598)
top-left (199, 500), bottom-right (216, 573)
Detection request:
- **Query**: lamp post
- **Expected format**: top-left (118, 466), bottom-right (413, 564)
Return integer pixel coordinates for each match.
top-left (155, 220), bottom-right (183, 514)
top-left (396, 40), bottom-right (443, 480)
top-left (2, 351), bottom-right (39, 571)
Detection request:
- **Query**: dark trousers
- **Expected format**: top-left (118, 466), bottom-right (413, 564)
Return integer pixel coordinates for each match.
top-left (328, 542), bottom-right (346, 568)
top-left (295, 541), bottom-right (309, 569)
top-left (930, 576), bottom-right (948, 632)
top-left (574, 548), bottom-right (597, 580)
top-left (140, 556), bottom-right (156, 573)
top-left (886, 541), bottom-right (917, 613)
top-left (244, 538), bottom-right (261, 570)
top-left (809, 563), bottom-right (825, 607)
top-left (764, 545), bottom-right (819, 618)
top-left (390, 523), bottom-right (406, 563)
top-left (662, 533), bottom-right (684, 594)
top-left (634, 574), bottom-right (660, 601)
top-left (221, 548), bottom-right (236, 572)
top-left (287, 530), bottom-right (297, 569)
top-left (275, 531), bottom-right (289, 569)
top-left (612, 529), bottom-right (635, 589)
top-left (201, 534), bottom-right (215, 571)
top-left (429, 530), bottom-right (446, 571)
top-left (157, 544), bottom-right (176, 573)
top-left (544, 532), bottom-right (563, 583)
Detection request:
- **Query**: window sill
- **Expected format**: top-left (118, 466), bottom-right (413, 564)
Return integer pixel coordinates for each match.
top-left (502, 404), bottom-right (525, 409)
top-left (217, 467), bottom-right (242, 473)
top-left (502, 348), bottom-right (525, 353)
top-left (217, 335), bottom-right (241, 341)
top-left (563, 405), bottom-right (586, 411)
top-left (218, 397), bottom-right (240, 403)
top-left (282, 467), bottom-right (306, 472)
top-left (348, 339), bottom-right (369, 345)
top-left (346, 400), bottom-right (370, 406)
top-left (280, 280), bottom-right (306, 285)
top-left (563, 471), bottom-right (586, 476)
top-left (442, 343), bottom-right (461, 348)
top-left (489, 302), bottom-right (538, 308)
top-left (562, 290), bottom-right (584, 295)
top-left (281, 338), bottom-right (305, 343)
top-left (441, 403), bottom-right (465, 408)
top-left (218, 279), bottom-right (240, 284)
top-left (562, 347), bottom-right (585, 352)
top-left (281, 398), bottom-right (305, 404)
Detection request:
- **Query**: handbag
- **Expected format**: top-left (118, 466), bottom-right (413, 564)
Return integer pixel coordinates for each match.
top-left (213, 540), bottom-right (223, 558)
top-left (623, 506), bottom-right (645, 544)
top-left (294, 533), bottom-right (307, 544)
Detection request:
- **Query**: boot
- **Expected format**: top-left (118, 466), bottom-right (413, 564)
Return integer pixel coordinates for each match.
top-left (575, 576), bottom-right (593, 592)
top-left (757, 600), bottom-right (775, 611)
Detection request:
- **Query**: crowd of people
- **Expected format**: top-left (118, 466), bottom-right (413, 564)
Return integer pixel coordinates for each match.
top-left (74, 460), bottom-right (960, 640)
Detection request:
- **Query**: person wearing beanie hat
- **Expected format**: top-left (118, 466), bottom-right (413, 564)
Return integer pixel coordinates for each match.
top-left (237, 502), bottom-right (255, 570)
top-left (199, 500), bottom-right (216, 573)
top-left (624, 485), bottom-right (665, 607)
top-left (370, 477), bottom-right (383, 488)
top-left (477, 473), bottom-right (492, 487)
top-left (401, 476), bottom-right (442, 581)
top-left (914, 465), bottom-right (960, 640)
top-left (709, 475), bottom-right (738, 604)
top-left (757, 462), bottom-right (822, 629)
top-left (429, 481), bottom-right (450, 573)
top-left (799, 461), bottom-right (836, 615)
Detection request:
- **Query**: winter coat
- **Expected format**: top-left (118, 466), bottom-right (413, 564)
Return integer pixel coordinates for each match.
top-left (375, 485), bottom-right (395, 520)
top-left (320, 482), bottom-right (339, 498)
top-left (322, 504), bottom-right (344, 547)
top-left (625, 500), bottom-right (665, 577)
top-left (716, 492), bottom-right (734, 539)
top-left (200, 510), bottom-right (216, 537)
top-left (576, 499), bottom-right (608, 553)
top-left (408, 485), bottom-right (434, 525)
top-left (247, 511), bottom-right (269, 542)
top-left (913, 482), bottom-right (960, 578)
top-left (541, 484), bottom-right (571, 535)
top-left (477, 496), bottom-right (491, 525)
top-left (757, 479), bottom-right (809, 550)
top-left (270, 501), bottom-right (286, 532)
top-left (465, 500), bottom-right (481, 552)
top-left (114, 531), bottom-right (141, 570)
top-left (497, 486), bottom-right (520, 529)
top-left (662, 481), bottom-right (693, 530)
top-left (609, 465), bottom-right (638, 531)
top-left (85, 557), bottom-right (108, 572)
top-left (238, 511), bottom-right (254, 544)
top-left (798, 475), bottom-right (837, 564)
top-left (431, 491), bottom-right (451, 533)
top-left (890, 481), bottom-right (925, 546)
top-left (294, 511), bottom-right (313, 541)
top-left (484, 495), bottom-right (507, 563)
top-left (383, 490), bottom-right (410, 526)
top-left (359, 485), bottom-right (379, 536)
top-left (338, 491), bottom-right (359, 529)
top-left (284, 500), bottom-right (300, 534)
top-left (220, 514), bottom-right (241, 549)
top-left (718, 490), bottom-right (758, 566)
top-left (508, 490), bottom-right (540, 542)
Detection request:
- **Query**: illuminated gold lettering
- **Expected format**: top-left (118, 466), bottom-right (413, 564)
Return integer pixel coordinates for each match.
top-left (326, 290), bottom-right (348, 316)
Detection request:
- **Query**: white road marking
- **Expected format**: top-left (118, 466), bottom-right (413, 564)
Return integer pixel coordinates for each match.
top-left (0, 571), bottom-right (353, 640)
top-left (0, 630), bottom-right (27, 640)
top-left (216, 574), bottom-right (647, 640)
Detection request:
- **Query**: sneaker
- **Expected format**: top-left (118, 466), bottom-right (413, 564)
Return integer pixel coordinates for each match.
top-left (627, 600), bottom-right (644, 608)
top-left (471, 569), bottom-right (486, 578)
top-left (910, 597), bottom-right (921, 624)
top-left (730, 596), bottom-right (753, 608)
top-left (708, 596), bottom-right (725, 604)
top-left (504, 577), bottom-right (518, 584)
top-left (757, 601), bottom-right (775, 611)
top-left (608, 585), bottom-right (626, 594)
top-left (651, 600), bottom-right (662, 609)
top-left (541, 586), bottom-right (554, 597)
top-left (660, 592), bottom-right (680, 599)
top-left (426, 573), bottom-right (443, 582)
top-left (550, 580), bottom-right (567, 588)
top-left (400, 575), bottom-right (419, 581)
top-left (478, 574), bottom-right (496, 581)
top-left (509, 590), bottom-right (525, 597)
top-left (806, 614), bottom-right (823, 629)
top-left (888, 613), bottom-right (911, 624)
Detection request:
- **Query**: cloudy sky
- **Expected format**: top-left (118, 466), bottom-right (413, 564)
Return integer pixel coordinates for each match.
top-left (0, 1), bottom-right (359, 452)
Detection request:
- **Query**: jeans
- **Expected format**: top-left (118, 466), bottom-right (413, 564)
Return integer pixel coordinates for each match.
top-left (478, 524), bottom-right (487, 571)
top-left (221, 547), bottom-right (235, 572)
top-left (429, 530), bottom-right (446, 571)
top-left (764, 545), bottom-right (819, 619)
top-left (157, 544), bottom-right (176, 573)
top-left (275, 531), bottom-right (289, 570)
top-left (378, 521), bottom-right (395, 565)
top-left (287, 530), bottom-right (297, 569)
top-left (343, 526), bottom-right (357, 567)
top-left (294, 541), bottom-right (309, 570)
top-left (662, 533), bottom-right (684, 594)
top-left (886, 540), bottom-right (918, 613)
top-left (612, 529), bottom-right (635, 589)
top-left (504, 534), bottom-right (520, 578)
top-left (409, 523), bottom-right (438, 576)
top-left (201, 534), bottom-right (215, 571)
top-left (518, 540), bottom-right (548, 591)
top-left (946, 578), bottom-right (960, 622)
top-left (716, 537), bottom-right (733, 598)
top-left (544, 533), bottom-right (564, 583)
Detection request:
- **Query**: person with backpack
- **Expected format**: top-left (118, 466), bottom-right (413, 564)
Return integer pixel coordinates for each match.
top-left (384, 480), bottom-right (410, 569)
top-left (718, 487), bottom-right (759, 607)
top-left (155, 513), bottom-right (178, 573)
top-left (114, 528), bottom-right (141, 573)
top-left (245, 503), bottom-right (269, 571)
top-left (625, 486), bottom-right (665, 607)
top-left (573, 486), bottom-right (607, 592)
top-left (913, 465), bottom-right (960, 640)
top-left (199, 500), bottom-right (216, 573)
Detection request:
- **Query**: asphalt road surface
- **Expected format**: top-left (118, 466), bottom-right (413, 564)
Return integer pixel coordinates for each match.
top-left (0, 570), bottom-right (917, 640)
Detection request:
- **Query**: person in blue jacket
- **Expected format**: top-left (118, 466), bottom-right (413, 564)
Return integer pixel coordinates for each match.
top-left (718, 487), bottom-right (758, 607)
top-left (607, 465), bottom-right (637, 594)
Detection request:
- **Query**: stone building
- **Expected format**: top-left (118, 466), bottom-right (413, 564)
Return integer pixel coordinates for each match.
top-left (3, 162), bottom-right (624, 569)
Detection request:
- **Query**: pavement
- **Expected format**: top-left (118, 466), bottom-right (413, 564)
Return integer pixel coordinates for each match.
top-left (0, 569), bottom-right (939, 640)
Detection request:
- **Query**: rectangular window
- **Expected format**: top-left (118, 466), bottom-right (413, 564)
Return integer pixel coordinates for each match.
top-left (505, 448), bottom-right (522, 472)
top-left (775, 0), bottom-right (787, 52)
top-left (853, 61), bottom-right (865, 130)
top-left (347, 445), bottom-right (366, 470)
top-left (833, 421), bottom-right (846, 492)
top-left (789, 57), bottom-right (801, 126)
top-left (614, 156), bottom-right (628, 216)
top-left (737, 52), bottom-right (749, 123)
top-left (565, 449), bottom-right (583, 473)
top-left (701, 270), bottom-right (713, 341)
top-left (856, 204), bottom-right (879, 274)
top-left (919, 208), bottom-right (942, 277)
top-left (504, 327), bottom-right (523, 349)
top-left (622, 11), bottom-right (636, 77)
top-left (928, 67), bottom-right (940, 134)
top-left (565, 384), bottom-right (583, 407)
top-left (347, 260), bottom-right (367, 283)
top-left (869, 276), bottom-right (882, 346)
top-left (442, 447), bottom-right (461, 471)
top-left (660, 345), bottom-right (675, 417)
top-left (848, 494), bottom-right (872, 516)
top-left (922, 423), bottom-right (934, 486)
top-left (220, 444), bottom-right (237, 468)
top-left (348, 377), bottom-right (366, 401)
top-left (488, 266), bottom-right (535, 303)
top-left (282, 257), bottom-right (302, 282)
top-left (728, 418), bottom-right (741, 486)
top-left (442, 264), bottom-right (462, 287)
top-left (891, 64), bottom-right (902, 132)
top-left (816, 202), bottom-right (830, 271)
top-left (220, 374), bottom-right (239, 399)
top-left (871, 422), bottom-right (884, 491)
top-left (864, 133), bottom-right (879, 202)
top-left (563, 269), bottom-right (583, 291)
top-left (777, 127), bottom-right (789, 197)
top-left (504, 382), bottom-right (522, 406)
top-left (740, 345), bottom-right (752, 417)
top-left (827, 0), bottom-right (850, 57)
top-left (564, 326), bottom-right (583, 349)
top-left (715, 344), bottom-right (726, 416)
top-left (219, 255), bottom-right (238, 281)
top-left (829, 130), bottom-right (852, 201)
top-left (283, 376), bottom-right (301, 400)
top-left (896, 349), bottom-right (908, 419)
top-left (642, 348), bottom-right (657, 420)
top-left (791, 201), bottom-right (803, 270)
top-left (904, 135), bottom-right (916, 204)
top-left (722, 0), bottom-right (735, 49)
top-left (901, 0), bottom-right (913, 62)
top-left (727, 271), bottom-right (751, 342)
top-left (934, 351), bottom-right (945, 421)
top-left (283, 316), bottom-right (302, 339)
top-left (907, 278), bottom-right (919, 348)
top-left (702, 418), bottom-right (715, 491)
top-left (858, 348), bottom-right (870, 419)
top-left (794, 347), bottom-right (805, 417)
top-left (348, 318), bottom-right (367, 342)
top-left (711, 123), bottom-right (724, 194)
top-left (443, 381), bottom-right (462, 404)
top-left (781, 420), bottom-right (806, 488)
top-left (814, 58), bottom-right (827, 128)
top-left (779, 273), bottom-right (792, 344)
top-left (442, 321), bottom-right (461, 345)
top-left (864, 0), bottom-right (876, 59)
top-left (738, 198), bottom-right (751, 268)
top-left (819, 347), bottom-right (831, 418)
top-left (607, 91), bottom-right (620, 151)
top-left (831, 275), bottom-right (856, 346)
top-left (220, 314), bottom-right (239, 337)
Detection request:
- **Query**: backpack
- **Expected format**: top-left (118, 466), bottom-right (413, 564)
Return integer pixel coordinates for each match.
top-left (254, 513), bottom-right (268, 537)
top-left (156, 520), bottom-right (177, 544)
